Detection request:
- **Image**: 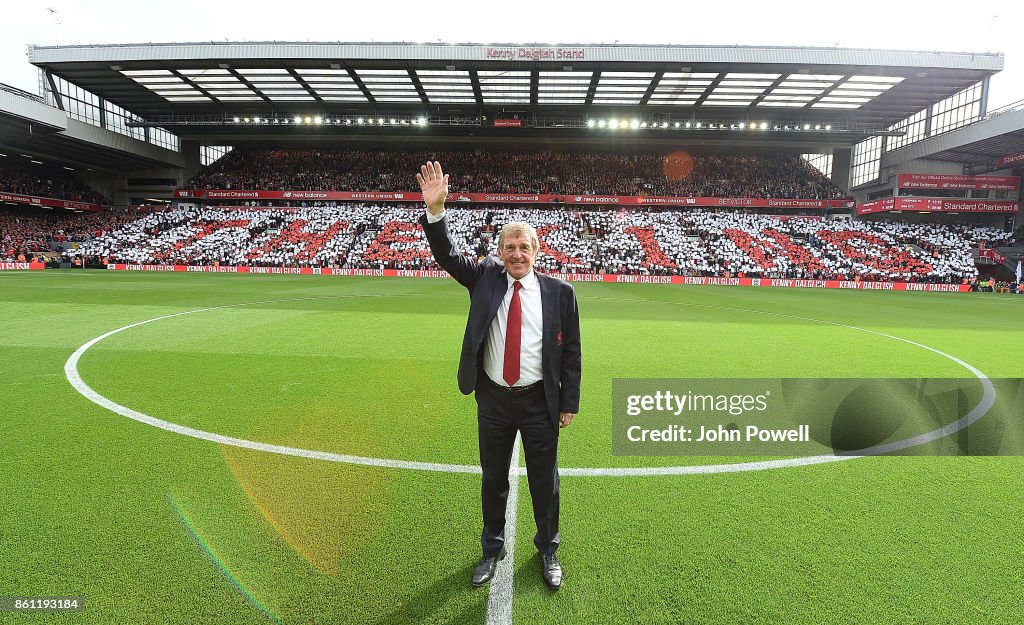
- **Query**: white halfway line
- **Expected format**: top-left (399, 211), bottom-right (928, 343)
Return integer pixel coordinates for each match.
top-left (487, 435), bottom-right (521, 625)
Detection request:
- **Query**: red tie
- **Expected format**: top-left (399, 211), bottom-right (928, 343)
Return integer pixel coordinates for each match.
top-left (503, 280), bottom-right (523, 387)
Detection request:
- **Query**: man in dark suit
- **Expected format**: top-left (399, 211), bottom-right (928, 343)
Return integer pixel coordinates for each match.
top-left (416, 161), bottom-right (582, 590)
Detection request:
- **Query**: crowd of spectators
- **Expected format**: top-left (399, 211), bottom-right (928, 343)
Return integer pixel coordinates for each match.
top-left (183, 149), bottom-right (847, 200)
top-left (46, 204), bottom-right (1015, 284)
top-left (1, 207), bottom-right (136, 261)
top-left (977, 279), bottom-right (1022, 293)
top-left (0, 161), bottom-right (109, 205)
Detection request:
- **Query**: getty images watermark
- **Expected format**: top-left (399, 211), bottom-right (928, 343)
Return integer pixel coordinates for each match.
top-left (612, 378), bottom-right (1024, 456)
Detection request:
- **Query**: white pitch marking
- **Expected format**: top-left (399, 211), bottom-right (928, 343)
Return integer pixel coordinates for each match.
top-left (486, 435), bottom-right (521, 625)
top-left (63, 292), bottom-right (999, 625)
top-left (65, 295), bottom-right (995, 476)
top-left (65, 295), bottom-right (480, 474)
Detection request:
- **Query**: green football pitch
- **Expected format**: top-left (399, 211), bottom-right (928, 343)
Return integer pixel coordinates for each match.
top-left (2, 270), bottom-right (1023, 624)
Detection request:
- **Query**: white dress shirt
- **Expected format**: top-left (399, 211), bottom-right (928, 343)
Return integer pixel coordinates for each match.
top-left (484, 269), bottom-right (544, 388)
top-left (425, 209), bottom-right (543, 388)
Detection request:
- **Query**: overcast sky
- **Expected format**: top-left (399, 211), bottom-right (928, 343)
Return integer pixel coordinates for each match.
top-left (2, 0), bottom-right (1022, 110)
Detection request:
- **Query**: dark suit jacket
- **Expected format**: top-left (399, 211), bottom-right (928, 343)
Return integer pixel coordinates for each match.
top-left (420, 213), bottom-right (582, 428)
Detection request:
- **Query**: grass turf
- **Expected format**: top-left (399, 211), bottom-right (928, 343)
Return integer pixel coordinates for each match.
top-left (1, 270), bottom-right (1023, 624)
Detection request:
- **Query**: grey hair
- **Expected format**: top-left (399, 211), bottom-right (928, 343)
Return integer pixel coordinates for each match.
top-left (497, 221), bottom-right (540, 253)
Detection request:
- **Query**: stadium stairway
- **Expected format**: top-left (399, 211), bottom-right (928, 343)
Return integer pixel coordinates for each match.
top-left (995, 245), bottom-right (1023, 272)
top-left (976, 261), bottom-right (1017, 282)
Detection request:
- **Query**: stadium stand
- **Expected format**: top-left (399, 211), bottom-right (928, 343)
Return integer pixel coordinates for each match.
top-left (0, 207), bottom-right (134, 261)
top-left (42, 204), bottom-right (1011, 283)
top-left (183, 149), bottom-right (847, 200)
top-left (0, 160), bottom-right (110, 205)
top-left (4, 46), bottom-right (1018, 290)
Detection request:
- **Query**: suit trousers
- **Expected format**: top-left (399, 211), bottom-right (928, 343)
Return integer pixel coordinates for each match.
top-left (475, 376), bottom-right (561, 557)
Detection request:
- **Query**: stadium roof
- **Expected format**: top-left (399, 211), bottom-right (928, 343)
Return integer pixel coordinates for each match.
top-left (0, 83), bottom-right (184, 171)
top-left (877, 105), bottom-right (1024, 174)
top-left (932, 131), bottom-right (1024, 167)
top-left (29, 42), bottom-right (1002, 136)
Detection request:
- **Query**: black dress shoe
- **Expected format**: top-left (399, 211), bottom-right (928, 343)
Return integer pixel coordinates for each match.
top-left (541, 553), bottom-right (562, 590)
top-left (472, 547), bottom-right (506, 587)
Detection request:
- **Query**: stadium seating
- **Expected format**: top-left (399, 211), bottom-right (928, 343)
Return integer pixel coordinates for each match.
top-left (40, 204), bottom-right (1013, 284)
top-left (183, 149), bottom-right (847, 200)
top-left (0, 207), bottom-right (135, 260)
top-left (0, 161), bottom-right (110, 204)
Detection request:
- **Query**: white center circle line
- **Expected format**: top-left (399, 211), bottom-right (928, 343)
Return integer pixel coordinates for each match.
top-left (64, 294), bottom-right (996, 476)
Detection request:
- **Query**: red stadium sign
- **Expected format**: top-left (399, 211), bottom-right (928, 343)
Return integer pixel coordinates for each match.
top-left (551, 195), bottom-right (852, 208)
top-left (0, 262), bottom-right (45, 270)
top-left (858, 198), bottom-right (897, 215)
top-left (104, 264), bottom-right (970, 292)
top-left (979, 248), bottom-right (1006, 264)
top-left (996, 152), bottom-right (1024, 167)
top-left (177, 190), bottom-right (418, 201)
top-left (896, 174), bottom-right (1020, 191)
top-left (468, 193), bottom-right (543, 202)
top-left (493, 119), bottom-right (523, 127)
top-left (858, 197), bottom-right (1019, 214)
top-left (178, 189), bottom-right (854, 210)
top-left (0, 191), bottom-right (107, 211)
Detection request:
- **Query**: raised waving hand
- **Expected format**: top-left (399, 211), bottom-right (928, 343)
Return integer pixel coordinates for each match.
top-left (416, 160), bottom-right (449, 215)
